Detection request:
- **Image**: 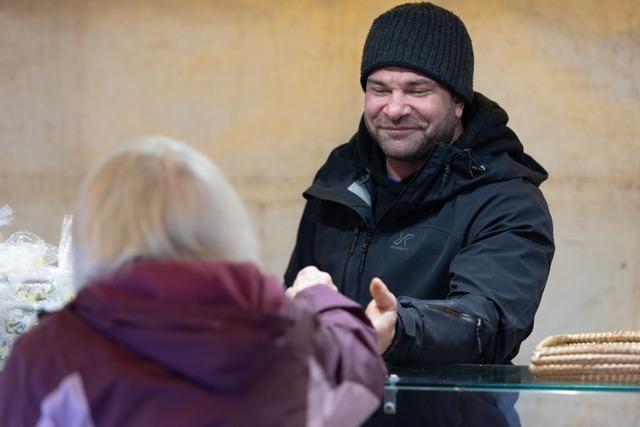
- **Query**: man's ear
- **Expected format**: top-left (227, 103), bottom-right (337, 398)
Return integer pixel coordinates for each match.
top-left (454, 97), bottom-right (465, 120)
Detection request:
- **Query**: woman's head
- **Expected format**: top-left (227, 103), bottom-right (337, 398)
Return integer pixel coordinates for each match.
top-left (73, 136), bottom-right (259, 287)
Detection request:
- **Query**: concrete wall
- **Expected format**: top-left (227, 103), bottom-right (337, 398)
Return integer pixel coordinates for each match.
top-left (1, 0), bottom-right (638, 423)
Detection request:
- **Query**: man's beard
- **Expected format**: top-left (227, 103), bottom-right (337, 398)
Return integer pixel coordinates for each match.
top-left (368, 107), bottom-right (459, 162)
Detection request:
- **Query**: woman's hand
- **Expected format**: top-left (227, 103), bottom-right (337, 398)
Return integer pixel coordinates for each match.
top-left (286, 266), bottom-right (337, 298)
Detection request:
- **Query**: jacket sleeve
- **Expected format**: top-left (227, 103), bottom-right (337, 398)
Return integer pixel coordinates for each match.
top-left (293, 285), bottom-right (387, 426)
top-left (385, 185), bottom-right (555, 365)
top-left (0, 337), bottom-right (41, 426)
top-left (284, 199), bottom-right (320, 287)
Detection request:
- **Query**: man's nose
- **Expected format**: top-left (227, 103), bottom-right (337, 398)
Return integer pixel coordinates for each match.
top-left (383, 92), bottom-right (411, 121)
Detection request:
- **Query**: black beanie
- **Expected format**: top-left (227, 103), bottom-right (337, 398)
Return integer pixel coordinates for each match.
top-left (360, 2), bottom-right (474, 104)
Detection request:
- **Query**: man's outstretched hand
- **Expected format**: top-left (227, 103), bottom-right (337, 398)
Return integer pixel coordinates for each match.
top-left (365, 277), bottom-right (398, 355)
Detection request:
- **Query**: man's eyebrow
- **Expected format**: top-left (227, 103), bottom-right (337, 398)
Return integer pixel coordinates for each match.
top-left (366, 78), bottom-right (387, 85)
top-left (366, 77), bottom-right (436, 86)
top-left (406, 78), bottom-right (436, 86)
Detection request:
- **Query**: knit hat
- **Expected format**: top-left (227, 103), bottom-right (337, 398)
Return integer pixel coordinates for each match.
top-left (360, 2), bottom-right (474, 104)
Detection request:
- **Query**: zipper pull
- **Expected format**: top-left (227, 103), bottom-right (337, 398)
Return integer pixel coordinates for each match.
top-left (348, 224), bottom-right (361, 255)
top-left (442, 163), bottom-right (451, 185)
top-left (359, 235), bottom-right (371, 274)
top-left (475, 318), bottom-right (483, 354)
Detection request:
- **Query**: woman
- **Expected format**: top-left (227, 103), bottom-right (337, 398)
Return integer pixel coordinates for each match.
top-left (0, 137), bottom-right (386, 426)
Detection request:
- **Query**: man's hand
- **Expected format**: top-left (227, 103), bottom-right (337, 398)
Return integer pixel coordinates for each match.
top-left (365, 277), bottom-right (398, 354)
top-left (286, 266), bottom-right (337, 299)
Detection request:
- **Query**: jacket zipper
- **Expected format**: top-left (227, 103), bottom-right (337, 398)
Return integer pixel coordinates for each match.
top-left (426, 303), bottom-right (484, 354)
top-left (339, 223), bottom-right (361, 294)
top-left (354, 233), bottom-right (372, 301)
top-left (349, 171), bottom-right (413, 301)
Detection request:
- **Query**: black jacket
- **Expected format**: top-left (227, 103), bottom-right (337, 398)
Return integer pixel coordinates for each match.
top-left (285, 93), bottom-right (554, 365)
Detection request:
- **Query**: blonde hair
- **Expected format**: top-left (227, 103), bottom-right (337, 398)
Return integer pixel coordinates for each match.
top-left (73, 136), bottom-right (259, 287)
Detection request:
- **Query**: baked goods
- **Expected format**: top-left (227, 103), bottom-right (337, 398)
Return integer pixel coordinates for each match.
top-left (530, 331), bottom-right (640, 383)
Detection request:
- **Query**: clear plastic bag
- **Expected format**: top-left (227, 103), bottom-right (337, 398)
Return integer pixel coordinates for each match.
top-left (57, 214), bottom-right (73, 272)
top-left (0, 209), bottom-right (75, 366)
top-left (0, 230), bottom-right (56, 284)
top-left (0, 209), bottom-right (66, 305)
top-left (48, 214), bottom-right (74, 307)
top-left (0, 333), bottom-right (18, 366)
top-left (0, 205), bottom-right (13, 242)
top-left (0, 205), bottom-right (12, 223)
top-left (1, 304), bottom-right (39, 335)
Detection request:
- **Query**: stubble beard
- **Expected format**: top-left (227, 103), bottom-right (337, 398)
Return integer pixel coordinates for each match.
top-left (368, 108), bottom-right (459, 163)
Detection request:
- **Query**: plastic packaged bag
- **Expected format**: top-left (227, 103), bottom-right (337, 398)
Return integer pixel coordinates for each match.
top-left (57, 214), bottom-right (73, 272)
top-left (49, 214), bottom-right (74, 307)
top-left (0, 209), bottom-right (75, 367)
top-left (0, 205), bottom-right (13, 242)
top-left (0, 230), bottom-right (57, 295)
top-left (1, 304), bottom-right (39, 334)
top-left (0, 205), bottom-right (12, 223)
top-left (0, 333), bottom-right (17, 363)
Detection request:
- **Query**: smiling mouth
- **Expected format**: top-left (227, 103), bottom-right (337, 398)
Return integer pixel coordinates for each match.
top-left (380, 127), bottom-right (419, 132)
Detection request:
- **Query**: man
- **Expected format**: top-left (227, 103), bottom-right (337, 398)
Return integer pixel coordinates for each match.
top-left (286, 0), bottom-right (553, 381)
top-left (286, 3), bottom-right (554, 425)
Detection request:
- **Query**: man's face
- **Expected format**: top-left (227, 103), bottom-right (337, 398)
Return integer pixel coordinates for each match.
top-left (364, 67), bottom-right (465, 162)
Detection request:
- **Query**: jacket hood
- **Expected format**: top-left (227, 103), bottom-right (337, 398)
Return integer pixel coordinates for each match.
top-left (308, 92), bottom-right (548, 217)
top-left (70, 260), bottom-right (290, 391)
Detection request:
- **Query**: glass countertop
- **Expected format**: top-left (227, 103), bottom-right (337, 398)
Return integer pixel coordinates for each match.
top-left (384, 364), bottom-right (640, 393)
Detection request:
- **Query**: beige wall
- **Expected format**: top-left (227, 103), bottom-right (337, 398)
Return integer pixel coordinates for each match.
top-left (1, 0), bottom-right (638, 422)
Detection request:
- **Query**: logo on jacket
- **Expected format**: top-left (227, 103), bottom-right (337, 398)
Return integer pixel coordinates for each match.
top-left (390, 232), bottom-right (415, 251)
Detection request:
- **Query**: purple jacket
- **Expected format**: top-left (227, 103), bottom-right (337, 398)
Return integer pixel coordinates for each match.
top-left (0, 261), bottom-right (386, 426)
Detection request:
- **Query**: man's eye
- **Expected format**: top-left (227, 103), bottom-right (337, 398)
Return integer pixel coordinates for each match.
top-left (370, 87), bottom-right (389, 95)
top-left (409, 89), bottom-right (429, 96)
